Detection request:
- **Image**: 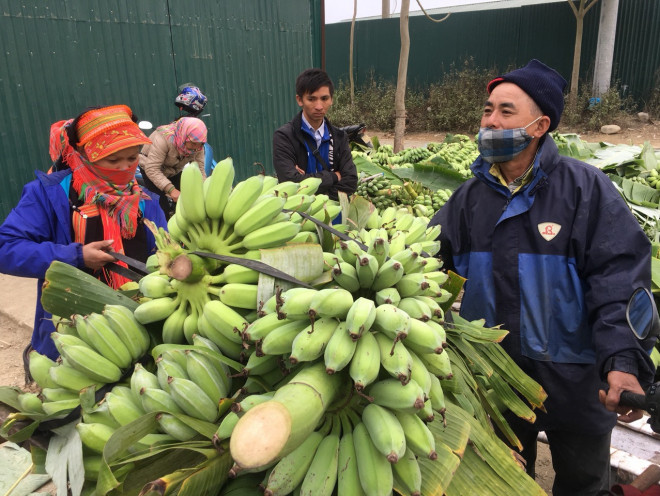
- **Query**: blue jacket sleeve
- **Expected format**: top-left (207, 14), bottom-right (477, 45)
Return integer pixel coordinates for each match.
top-left (0, 179), bottom-right (84, 279)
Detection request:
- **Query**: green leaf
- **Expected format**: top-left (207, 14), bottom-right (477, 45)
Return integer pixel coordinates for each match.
top-left (346, 194), bottom-right (375, 231)
top-left (177, 451), bottom-right (232, 495)
top-left (353, 154), bottom-right (403, 185)
top-left (45, 421), bottom-right (84, 496)
top-left (394, 161), bottom-right (467, 192)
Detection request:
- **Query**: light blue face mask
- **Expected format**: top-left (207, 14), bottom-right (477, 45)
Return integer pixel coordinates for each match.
top-left (477, 116), bottom-right (542, 164)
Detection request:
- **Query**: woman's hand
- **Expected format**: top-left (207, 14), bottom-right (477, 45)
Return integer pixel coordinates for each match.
top-left (83, 240), bottom-right (117, 271)
top-left (168, 189), bottom-right (180, 202)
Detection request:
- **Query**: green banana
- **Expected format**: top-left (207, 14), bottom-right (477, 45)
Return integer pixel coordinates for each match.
top-left (289, 317), bottom-right (339, 364)
top-left (41, 387), bottom-right (79, 402)
top-left (263, 431), bottom-right (323, 496)
top-left (161, 304), bottom-right (188, 344)
top-left (296, 177), bottom-right (323, 195)
top-left (179, 162), bottom-right (207, 225)
top-left (392, 447), bottom-right (422, 496)
top-left (168, 376), bottom-right (219, 422)
top-left (355, 252), bottom-right (379, 289)
top-left (367, 378), bottom-right (425, 413)
top-left (283, 193), bottom-right (315, 212)
top-left (349, 331), bottom-right (381, 391)
top-left (323, 322), bottom-right (357, 374)
top-left (130, 363), bottom-right (160, 403)
top-left (223, 174), bottom-right (265, 226)
top-left (214, 411), bottom-right (240, 443)
top-left (374, 288), bottom-right (401, 307)
top-left (53, 334), bottom-right (122, 384)
top-left (244, 351), bottom-right (280, 376)
top-left (412, 295), bottom-right (444, 320)
top-left (362, 403), bottom-right (406, 463)
top-left (82, 399), bottom-right (120, 429)
top-left (370, 258), bottom-right (404, 292)
top-left (17, 392), bottom-right (45, 414)
top-left (299, 429), bottom-right (340, 496)
top-left (185, 349), bottom-right (229, 403)
top-left (139, 387), bottom-right (183, 415)
top-left (133, 296), bottom-right (179, 324)
top-left (103, 304), bottom-right (151, 360)
top-left (345, 297), bottom-right (376, 340)
top-left (405, 318), bottom-right (444, 354)
top-left (156, 413), bottom-right (198, 441)
top-left (198, 312), bottom-right (245, 360)
top-left (41, 398), bottom-right (80, 416)
top-left (393, 410), bottom-right (437, 460)
top-left (204, 157), bottom-right (235, 220)
top-left (218, 264), bottom-right (260, 284)
top-left (337, 429), bottom-right (366, 496)
top-left (233, 195), bottom-right (287, 237)
top-left (372, 304), bottom-right (411, 342)
top-left (244, 312), bottom-right (293, 342)
top-left (220, 283), bottom-right (259, 310)
top-left (106, 389), bottom-right (145, 426)
top-left (308, 288), bottom-right (354, 320)
top-left (259, 319), bottom-right (310, 356)
top-left (416, 398), bottom-right (435, 423)
top-left (48, 362), bottom-right (100, 391)
top-left (337, 239), bottom-right (362, 266)
top-left (396, 273), bottom-right (430, 298)
top-left (367, 236), bottom-right (389, 267)
top-left (352, 422), bottom-right (393, 496)
top-left (331, 262), bottom-right (361, 293)
top-left (76, 422), bottom-right (116, 454)
top-left (240, 221), bottom-right (301, 250)
top-left (420, 350), bottom-right (453, 379)
top-left (429, 373), bottom-right (446, 414)
top-left (375, 332), bottom-right (413, 385)
top-left (204, 300), bottom-right (249, 344)
top-left (28, 350), bottom-right (59, 389)
top-left (84, 313), bottom-right (133, 369)
top-left (277, 288), bottom-right (318, 320)
top-left (397, 297), bottom-right (432, 322)
top-left (156, 355), bottom-right (189, 392)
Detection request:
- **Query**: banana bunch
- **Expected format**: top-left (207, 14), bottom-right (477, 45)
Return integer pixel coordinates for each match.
top-left (426, 135), bottom-right (479, 177)
top-left (20, 305), bottom-right (150, 419)
top-left (646, 168), bottom-right (660, 190)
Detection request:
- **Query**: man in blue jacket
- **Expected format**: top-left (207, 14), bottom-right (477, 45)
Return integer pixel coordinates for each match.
top-left (429, 60), bottom-right (656, 495)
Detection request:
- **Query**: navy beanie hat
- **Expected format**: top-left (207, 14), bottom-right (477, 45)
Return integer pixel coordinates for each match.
top-left (487, 59), bottom-right (568, 132)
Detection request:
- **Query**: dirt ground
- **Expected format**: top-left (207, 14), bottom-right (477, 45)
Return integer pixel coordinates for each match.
top-left (1, 120), bottom-right (658, 494)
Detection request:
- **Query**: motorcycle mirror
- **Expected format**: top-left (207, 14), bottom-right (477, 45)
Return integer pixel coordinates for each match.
top-left (138, 121), bottom-right (153, 131)
top-left (626, 287), bottom-right (660, 340)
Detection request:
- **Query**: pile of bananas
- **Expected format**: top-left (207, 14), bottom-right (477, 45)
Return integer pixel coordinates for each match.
top-left (426, 135), bottom-right (479, 178)
top-left (18, 305), bottom-right (150, 417)
top-left (132, 159), bottom-right (341, 347)
top-left (413, 188), bottom-right (454, 212)
top-left (647, 169), bottom-right (660, 189)
top-left (355, 173), bottom-right (436, 214)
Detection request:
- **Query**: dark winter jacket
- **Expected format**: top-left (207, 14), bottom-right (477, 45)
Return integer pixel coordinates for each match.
top-left (0, 169), bottom-right (167, 360)
top-left (429, 136), bottom-right (655, 434)
top-left (272, 112), bottom-right (358, 200)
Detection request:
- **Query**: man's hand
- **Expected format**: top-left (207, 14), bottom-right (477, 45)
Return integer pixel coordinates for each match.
top-left (295, 165), bottom-right (305, 175)
top-left (334, 171), bottom-right (342, 181)
top-left (82, 240), bottom-right (117, 271)
top-left (599, 370), bottom-right (646, 423)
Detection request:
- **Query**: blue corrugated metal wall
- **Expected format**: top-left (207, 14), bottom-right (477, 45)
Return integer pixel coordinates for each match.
top-left (326, 0), bottom-right (658, 104)
top-left (0, 0), bottom-right (321, 222)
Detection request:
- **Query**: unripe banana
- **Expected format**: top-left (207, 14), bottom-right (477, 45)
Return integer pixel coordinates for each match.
top-left (76, 422), bottom-right (116, 454)
top-left (230, 392), bottom-right (276, 415)
top-left (349, 331), bottom-right (380, 392)
top-left (337, 430), bottom-right (366, 496)
top-left (337, 239), bottom-right (362, 266)
top-left (367, 378), bottom-right (425, 413)
top-left (397, 297), bottom-right (432, 322)
top-left (168, 376), bottom-right (219, 422)
top-left (422, 256), bottom-right (443, 273)
top-left (240, 220), bottom-right (301, 250)
top-left (392, 447), bottom-right (422, 496)
top-left (374, 288), bottom-right (401, 307)
top-left (259, 319), bottom-right (310, 356)
top-left (283, 193), bottom-right (315, 212)
top-left (223, 174), bottom-right (265, 226)
top-left (308, 288), bottom-right (354, 320)
top-left (370, 258), bottom-right (405, 292)
top-left (289, 317), bottom-right (339, 364)
top-left (103, 304), bottom-right (151, 360)
top-left (84, 313), bottom-right (133, 369)
top-left (345, 297), bottom-right (376, 340)
top-left (267, 180), bottom-right (299, 198)
top-left (396, 273), bottom-right (430, 298)
top-left (83, 399), bottom-right (120, 429)
top-left (412, 295), bottom-right (444, 320)
top-left (299, 431), bottom-right (340, 496)
top-left (372, 304), bottom-right (411, 342)
top-left (214, 411), bottom-right (240, 443)
top-left (263, 431), bottom-right (323, 496)
top-left (204, 300), bottom-right (249, 344)
top-left (388, 230), bottom-right (407, 255)
top-left (393, 410), bottom-right (437, 460)
top-left (416, 398), bottom-right (435, 423)
top-left (423, 269), bottom-right (449, 286)
top-left (379, 206), bottom-right (398, 227)
top-left (48, 362), bottom-right (100, 391)
top-left (179, 162), bottom-right (207, 225)
top-left (362, 403), bottom-right (406, 463)
top-left (391, 248), bottom-right (419, 273)
top-left (404, 217), bottom-right (429, 245)
top-left (367, 236), bottom-right (390, 267)
top-left (161, 304), bottom-right (188, 344)
top-left (277, 288), bottom-right (318, 320)
top-left (197, 313), bottom-right (245, 360)
top-left (156, 355), bottom-right (188, 392)
top-left (156, 413), bottom-right (198, 441)
top-left (133, 296), bottom-right (179, 324)
top-left (130, 363), bottom-right (160, 403)
top-left (355, 252), bottom-right (379, 289)
top-left (296, 176), bottom-right (323, 195)
top-left (244, 351), bottom-right (280, 376)
top-left (18, 392), bottom-right (45, 414)
top-left (204, 157), bottom-right (235, 220)
top-left (375, 332), bottom-right (413, 385)
top-left (323, 322), bottom-right (357, 374)
top-left (233, 195), bottom-right (286, 237)
top-left (53, 335), bottom-right (122, 384)
top-left (219, 283), bottom-right (259, 310)
top-left (424, 225), bottom-right (442, 243)
top-left (331, 262), bottom-right (361, 292)
top-left (41, 397), bottom-right (81, 416)
top-left (185, 349), bottom-right (229, 403)
top-left (138, 272), bottom-right (175, 299)
top-left (28, 350), bottom-right (59, 389)
top-left (352, 422), bottom-right (393, 496)
top-left (244, 313), bottom-right (292, 342)
top-left (139, 387), bottom-right (183, 415)
top-left (405, 318), bottom-right (445, 355)
top-left (106, 390), bottom-right (145, 426)
top-left (217, 264), bottom-right (260, 285)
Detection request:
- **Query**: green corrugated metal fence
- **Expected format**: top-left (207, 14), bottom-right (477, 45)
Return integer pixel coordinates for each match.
top-left (326, 0), bottom-right (658, 105)
top-left (0, 0), bottom-right (321, 222)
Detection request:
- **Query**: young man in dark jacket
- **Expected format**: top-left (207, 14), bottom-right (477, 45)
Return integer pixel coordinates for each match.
top-left (272, 68), bottom-right (357, 200)
top-left (429, 60), bottom-right (656, 496)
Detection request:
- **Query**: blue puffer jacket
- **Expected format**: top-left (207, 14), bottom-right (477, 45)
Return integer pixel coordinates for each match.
top-left (430, 137), bottom-right (656, 433)
top-left (0, 169), bottom-right (167, 360)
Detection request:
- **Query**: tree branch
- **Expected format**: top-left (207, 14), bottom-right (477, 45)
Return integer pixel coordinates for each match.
top-left (566, 0), bottom-right (579, 17)
top-left (415, 0), bottom-right (451, 22)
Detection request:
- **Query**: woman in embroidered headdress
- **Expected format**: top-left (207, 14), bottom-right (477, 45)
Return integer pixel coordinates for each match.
top-left (139, 116), bottom-right (207, 217)
top-left (0, 105), bottom-right (167, 360)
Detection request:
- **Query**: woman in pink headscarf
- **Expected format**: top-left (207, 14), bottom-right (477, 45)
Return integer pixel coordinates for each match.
top-left (139, 116), bottom-right (207, 216)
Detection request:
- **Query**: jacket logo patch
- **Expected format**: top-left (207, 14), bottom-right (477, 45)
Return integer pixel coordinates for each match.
top-left (538, 222), bottom-right (561, 241)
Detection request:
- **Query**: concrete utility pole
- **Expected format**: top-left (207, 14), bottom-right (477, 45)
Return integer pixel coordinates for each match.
top-left (382, 0), bottom-right (390, 18)
top-left (592, 0), bottom-right (619, 96)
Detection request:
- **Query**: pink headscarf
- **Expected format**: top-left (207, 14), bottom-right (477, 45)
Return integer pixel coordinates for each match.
top-left (158, 117), bottom-right (207, 156)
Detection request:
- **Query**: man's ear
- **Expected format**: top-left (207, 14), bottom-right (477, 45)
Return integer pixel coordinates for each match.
top-left (296, 94), bottom-right (303, 108)
top-left (533, 116), bottom-right (551, 138)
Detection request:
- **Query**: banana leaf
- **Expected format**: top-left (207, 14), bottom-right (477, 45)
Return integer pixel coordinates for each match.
top-left (352, 154), bottom-right (403, 185)
top-left (46, 422), bottom-right (84, 496)
top-left (551, 133), bottom-right (594, 160)
top-left (610, 175), bottom-right (660, 207)
top-left (393, 161), bottom-right (467, 192)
